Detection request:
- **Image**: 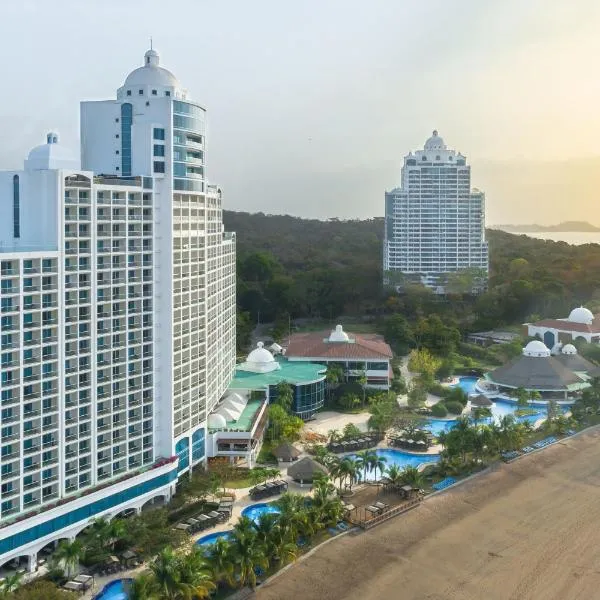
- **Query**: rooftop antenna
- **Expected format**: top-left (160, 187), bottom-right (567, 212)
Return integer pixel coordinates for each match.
top-left (150, 36), bottom-right (153, 50)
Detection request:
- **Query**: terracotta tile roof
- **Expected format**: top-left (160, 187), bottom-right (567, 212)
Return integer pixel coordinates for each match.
top-left (529, 317), bottom-right (600, 334)
top-left (285, 331), bottom-right (393, 360)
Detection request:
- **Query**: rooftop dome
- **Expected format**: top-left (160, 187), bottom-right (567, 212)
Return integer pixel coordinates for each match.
top-left (568, 306), bottom-right (594, 325)
top-left (124, 48), bottom-right (180, 89)
top-left (561, 343), bottom-right (577, 355)
top-left (328, 324), bottom-right (350, 343)
top-left (424, 130), bottom-right (446, 150)
top-left (25, 132), bottom-right (80, 171)
top-left (207, 413), bottom-right (227, 429)
top-left (238, 342), bottom-right (281, 374)
top-left (523, 340), bottom-right (551, 358)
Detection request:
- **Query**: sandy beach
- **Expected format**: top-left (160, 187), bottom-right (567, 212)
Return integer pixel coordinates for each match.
top-left (258, 427), bottom-right (600, 600)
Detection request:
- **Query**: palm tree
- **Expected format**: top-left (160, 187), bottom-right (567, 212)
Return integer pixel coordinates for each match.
top-left (229, 529), bottom-right (268, 589)
top-left (177, 547), bottom-right (216, 599)
top-left (325, 363), bottom-right (343, 406)
top-left (399, 466), bottom-right (424, 488)
top-left (276, 493), bottom-right (307, 540)
top-left (206, 537), bottom-right (235, 588)
top-left (149, 547), bottom-right (181, 600)
top-left (384, 464), bottom-right (403, 486)
top-left (355, 450), bottom-right (376, 483)
top-left (233, 515), bottom-right (256, 538)
top-left (53, 539), bottom-right (83, 578)
top-left (357, 370), bottom-right (368, 407)
top-left (253, 512), bottom-right (279, 560)
top-left (125, 573), bottom-right (159, 600)
top-left (0, 571), bottom-right (23, 595)
top-left (370, 454), bottom-right (387, 482)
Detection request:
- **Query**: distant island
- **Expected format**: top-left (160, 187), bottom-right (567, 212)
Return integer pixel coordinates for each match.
top-left (494, 221), bottom-right (600, 233)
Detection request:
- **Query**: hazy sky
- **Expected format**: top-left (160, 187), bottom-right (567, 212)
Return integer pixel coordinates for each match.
top-left (2, 0), bottom-right (600, 224)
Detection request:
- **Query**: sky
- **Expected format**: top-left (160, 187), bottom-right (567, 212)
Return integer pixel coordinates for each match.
top-left (2, 0), bottom-right (600, 224)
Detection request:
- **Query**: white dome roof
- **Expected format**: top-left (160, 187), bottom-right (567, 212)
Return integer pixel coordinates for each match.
top-left (523, 340), bottom-right (551, 357)
top-left (424, 130), bottom-right (446, 150)
top-left (562, 343), bottom-right (577, 355)
top-left (246, 342), bottom-right (275, 364)
top-left (25, 132), bottom-right (80, 171)
top-left (124, 49), bottom-right (180, 89)
top-left (568, 306), bottom-right (594, 325)
top-left (239, 342), bottom-right (281, 374)
top-left (329, 324), bottom-right (350, 342)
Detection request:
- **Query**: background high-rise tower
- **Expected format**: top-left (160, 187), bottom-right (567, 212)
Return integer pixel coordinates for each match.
top-left (383, 131), bottom-right (488, 293)
top-left (0, 49), bottom-right (236, 570)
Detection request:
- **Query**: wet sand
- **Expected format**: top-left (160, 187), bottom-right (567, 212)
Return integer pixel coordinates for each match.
top-left (258, 428), bottom-right (600, 600)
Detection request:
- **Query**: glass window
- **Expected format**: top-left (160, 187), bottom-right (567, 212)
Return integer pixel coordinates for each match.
top-left (153, 144), bottom-right (165, 157)
top-left (153, 128), bottom-right (165, 141)
top-left (12, 175), bottom-right (19, 238)
top-left (138, 89), bottom-right (143, 95)
top-left (126, 90), bottom-right (132, 96)
top-left (153, 161), bottom-right (165, 174)
top-left (152, 89), bottom-right (157, 96)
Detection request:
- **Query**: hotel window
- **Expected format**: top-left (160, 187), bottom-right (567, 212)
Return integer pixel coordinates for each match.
top-left (126, 90), bottom-right (132, 96)
top-left (153, 144), bottom-right (165, 157)
top-left (138, 89), bottom-right (144, 95)
top-left (152, 89), bottom-right (157, 96)
top-left (153, 161), bottom-right (165, 174)
top-left (153, 128), bottom-right (165, 140)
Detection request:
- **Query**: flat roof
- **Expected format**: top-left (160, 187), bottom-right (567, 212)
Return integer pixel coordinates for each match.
top-left (220, 399), bottom-right (264, 432)
top-left (229, 359), bottom-right (325, 391)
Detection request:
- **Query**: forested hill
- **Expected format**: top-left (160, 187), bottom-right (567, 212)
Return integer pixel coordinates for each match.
top-left (224, 210), bottom-right (600, 333)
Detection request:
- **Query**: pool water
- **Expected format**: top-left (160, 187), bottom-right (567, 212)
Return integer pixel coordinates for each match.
top-left (196, 530), bottom-right (233, 547)
top-left (93, 579), bottom-right (132, 600)
top-left (241, 502), bottom-right (280, 522)
top-left (350, 449), bottom-right (439, 481)
top-left (424, 377), bottom-right (570, 435)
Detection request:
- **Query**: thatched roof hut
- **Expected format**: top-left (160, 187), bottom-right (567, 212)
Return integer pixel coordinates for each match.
top-left (273, 441), bottom-right (301, 462)
top-left (470, 394), bottom-right (493, 407)
top-left (287, 457), bottom-right (327, 483)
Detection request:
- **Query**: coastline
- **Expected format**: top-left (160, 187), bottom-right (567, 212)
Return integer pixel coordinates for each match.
top-left (257, 425), bottom-right (600, 600)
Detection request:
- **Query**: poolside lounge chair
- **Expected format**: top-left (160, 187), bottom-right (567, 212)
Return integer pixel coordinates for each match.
top-left (373, 501), bottom-right (388, 511)
top-left (365, 505), bottom-right (381, 515)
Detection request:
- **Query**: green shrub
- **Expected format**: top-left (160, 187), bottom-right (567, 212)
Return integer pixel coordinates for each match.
top-left (428, 383), bottom-right (450, 398)
top-left (446, 387), bottom-right (468, 406)
top-left (445, 400), bottom-right (464, 415)
top-left (430, 402), bottom-right (448, 417)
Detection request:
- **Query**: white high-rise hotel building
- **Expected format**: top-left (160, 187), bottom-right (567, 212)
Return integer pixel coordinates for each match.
top-left (383, 131), bottom-right (488, 292)
top-left (0, 49), bottom-right (236, 569)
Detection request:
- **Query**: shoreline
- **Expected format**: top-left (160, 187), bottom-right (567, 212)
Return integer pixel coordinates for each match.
top-left (257, 425), bottom-right (600, 600)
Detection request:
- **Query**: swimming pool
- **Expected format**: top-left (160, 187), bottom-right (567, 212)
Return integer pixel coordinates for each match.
top-left (452, 375), bottom-right (479, 394)
top-left (425, 377), bottom-right (569, 435)
top-left (93, 579), bottom-right (132, 600)
top-left (196, 530), bottom-right (233, 547)
top-left (350, 448), bottom-right (439, 480)
top-left (241, 502), bottom-right (280, 522)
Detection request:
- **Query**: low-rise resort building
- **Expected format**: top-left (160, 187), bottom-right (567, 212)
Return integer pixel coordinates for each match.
top-left (484, 340), bottom-right (600, 400)
top-left (525, 306), bottom-right (600, 348)
top-left (285, 324), bottom-right (393, 389)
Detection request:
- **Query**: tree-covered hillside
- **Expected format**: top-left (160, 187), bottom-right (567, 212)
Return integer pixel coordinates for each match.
top-left (224, 211), bottom-right (600, 345)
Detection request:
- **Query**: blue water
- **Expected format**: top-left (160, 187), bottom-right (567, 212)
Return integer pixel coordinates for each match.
top-left (424, 377), bottom-right (570, 435)
top-left (93, 579), bottom-right (131, 600)
top-left (241, 502), bottom-right (280, 522)
top-left (196, 530), bottom-right (233, 547)
top-left (351, 449), bottom-right (439, 481)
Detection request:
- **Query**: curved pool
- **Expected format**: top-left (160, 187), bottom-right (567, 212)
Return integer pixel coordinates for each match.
top-left (93, 579), bottom-right (132, 600)
top-left (241, 502), bottom-right (280, 522)
top-left (196, 530), bottom-right (233, 547)
top-left (350, 448), bottom-right (439, 481)
top-left (425, 377), bottom-right (570, 435)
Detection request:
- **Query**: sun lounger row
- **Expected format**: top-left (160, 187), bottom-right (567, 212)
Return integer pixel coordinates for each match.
top-left (249, 479), bottom-right (288, 500)
top-left (329, 438), bottom-right (376, 453)
top-left (501, 450), bottom-right (521, 461)
top-left (176, 510), bottom-right (226, 534)
top-left (432, 477), bottom-right (456, 491)
top-left (365, 501), bottom-right (389, 516)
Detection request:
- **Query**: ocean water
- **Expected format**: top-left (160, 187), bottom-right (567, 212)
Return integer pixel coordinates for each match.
top-left (512, 232), bottom-right (600, 245)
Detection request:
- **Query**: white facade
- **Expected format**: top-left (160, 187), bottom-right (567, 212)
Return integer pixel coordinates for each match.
top-left (0, 48), bottom-right (236, 567)
top-left (383, 131), bottom-right (489, 293)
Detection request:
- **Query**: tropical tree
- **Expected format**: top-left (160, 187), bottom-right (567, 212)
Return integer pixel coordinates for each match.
top-left (371, 454), bottom-right (387, 482)
top-left (274, 382), bottom-right (294, 413)
top-left (515, 387), bottom-right (529, 410)
top-left (327, 429), bottom-right (342, 444)
top-left (0, 572), bottom-right (23, 595)
top-left (357, 370), bottom-right (368, 407)
top-left (125, 573), bottom-right (159, 600)
top-left (275, 493), bottom-right (307, 539)
top-left (53, 539), bottom-right (83, 578)
top-left (399, 466), bottom-right (425, 488)
top-left (355, 450), bottom-right (376, 482)
top-left (149, 547), bottom-right (181, 600)
top-left (177, 547), bottom-right (216, 599)
top-left (472, 406), bottom-right (492, 420)
top-left (325, 363), bottom-right (344, 405)
top-left (229, 529), bottom-right (268, 589)
top-left (206, 538), bottom-right (235, 589)
top-left (383, 464), bottom-right (403, 486)
top-left (252, 512), bottom-right (279, 558)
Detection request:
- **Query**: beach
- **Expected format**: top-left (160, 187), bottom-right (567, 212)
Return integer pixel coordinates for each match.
top-left (258, 427), bottom-right (600, 600)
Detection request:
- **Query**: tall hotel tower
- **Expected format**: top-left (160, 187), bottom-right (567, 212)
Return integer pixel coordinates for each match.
top-left (0, 49), bottom-right (236, 569)
top-left (383, 131), bottom-right (488, 293)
